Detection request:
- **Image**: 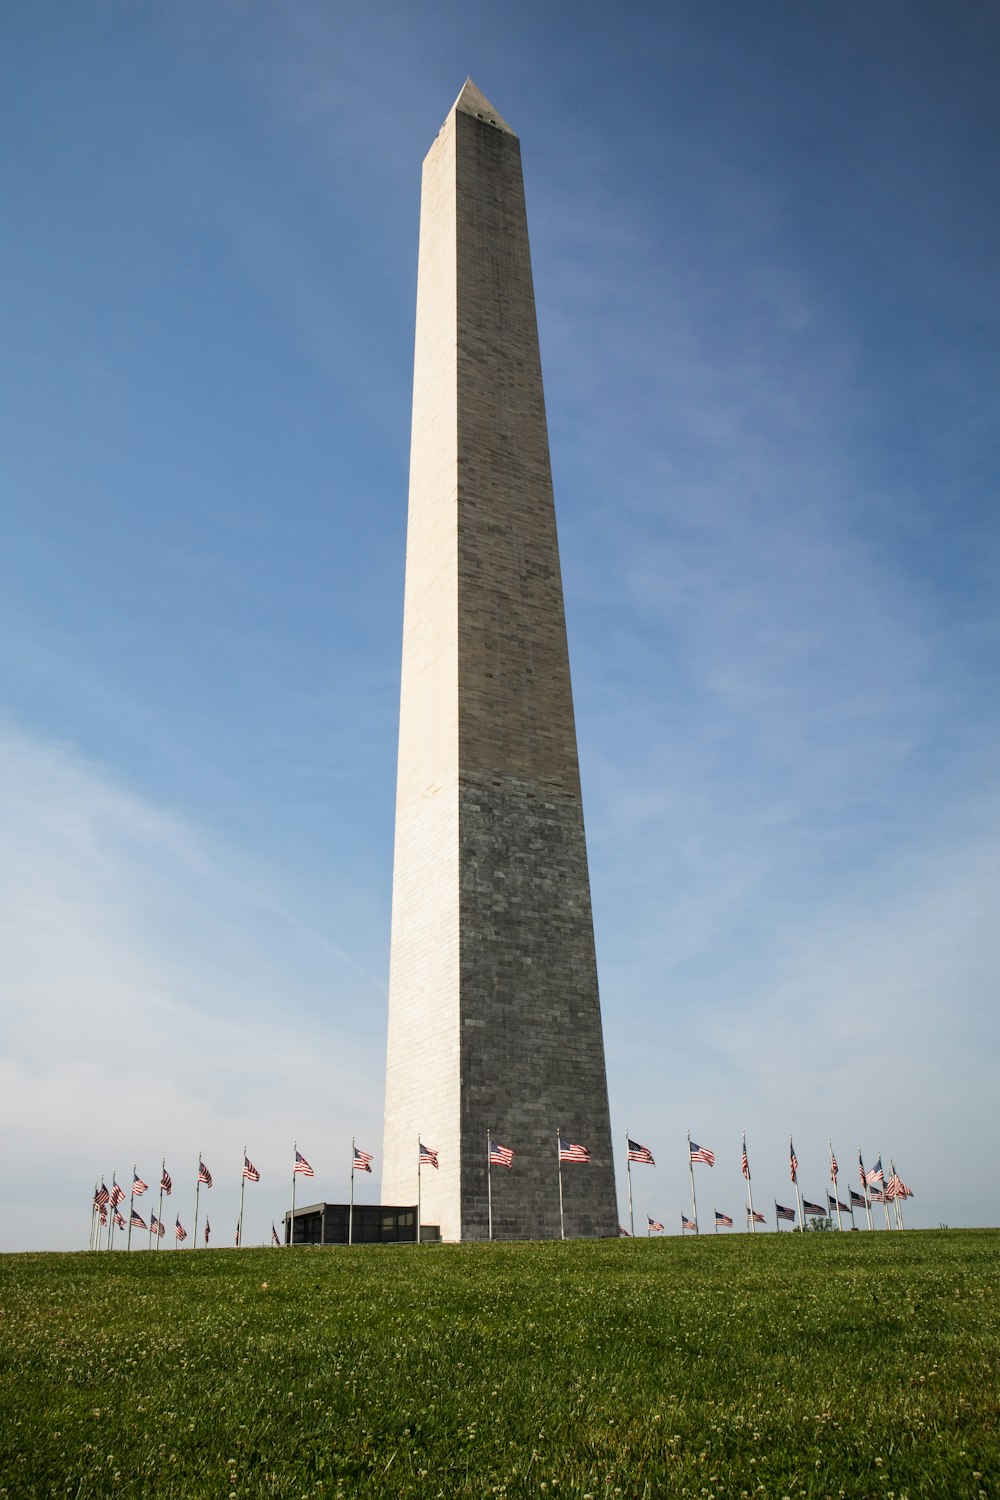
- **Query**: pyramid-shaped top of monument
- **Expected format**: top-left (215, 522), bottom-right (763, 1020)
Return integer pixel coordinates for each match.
top-left (451, 78), bottom-right (516, 136)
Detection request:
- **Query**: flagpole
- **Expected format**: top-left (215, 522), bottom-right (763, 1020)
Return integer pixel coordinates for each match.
top-left (290, 1141), bottom-right (297, 1248)
top-left (156, 1161), bottom-right (164, 1250)
top-left (687, 1133), bottom-right (698, 1235)
top-left (238, 1145), bottom-right (247, 1248)
top-left (714, 1205), bottom-right (719, 1234)
top-left (349, 1137), bottom-right (355, 1247)
top-left (626, 1130), bottom-right (635, 1238)
top-left (107, 1180), bottom-right (115, 1250)
top-left (893, 1158), bottom-right (905, 1230)
top-left (127, 1164), bottom-right (136, 1251)
top-left (557, 1129), bottom-right (565, 1241)
top-left (486, 1127), bottom-right (493, 1242)
top-left (859, 1147), bottom-right (874, 1230)
top-left (791, 1137), bottom-right (804, 1230)
top-left (894, 1159), bottom-right (907, 1229)
top-left (744, 1133), bottom-right (756, 1234)
top-left (774, 1198), bottom-right (780, 1232)
top-left (416, 1135), bottom-right (421, 1246)
top-left (829, 1140), bottom-right (843, 1231)
top-left (878, 1150), bottom-right (891, 1229)
top-left (194, 1152), bottom-right (203, 1248)
top-left (89, 1184), bottom-right (98, 1251)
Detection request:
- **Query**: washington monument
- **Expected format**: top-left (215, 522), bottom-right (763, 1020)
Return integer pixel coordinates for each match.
top-left (381, 81), bottom-right (616, 1240)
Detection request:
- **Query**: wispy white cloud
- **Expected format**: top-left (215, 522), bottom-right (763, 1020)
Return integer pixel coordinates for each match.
top-left (0, 725), bottom-right (387, 1251)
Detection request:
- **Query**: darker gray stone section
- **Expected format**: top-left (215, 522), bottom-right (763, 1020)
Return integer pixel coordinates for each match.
top-left (458, 775), bottom-right (617, 1240)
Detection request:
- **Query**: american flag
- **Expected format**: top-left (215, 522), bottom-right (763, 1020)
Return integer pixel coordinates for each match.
top-left (95, 1182), bottom-right (110, 1208)
top-left (789, 1140), bottom-right (798, 1184)
top-left (559, 1138), bottom-right (590, 1163)
top-left (113, 1207), bottom-right (126, 1229)
top-left (235, 1223), bottom-right (240, 1246)
top-left (204, 1218), bottom-right (211, 1245)
top-left (198, 1160), bottom-right (213, 1187)
top-left (110, 1179), bottom-right (126, 1207)
top-left (747, 1208), bottom-right (766, 1224)
top-left (869, 1187), bottom-right (885, 1204)
top-left (866, 1157), bottom-right (884, 1187)
top-left (132, 1173), bottom-right (148, 1197)
top-left (271, 1223), bottom-right (281, 1246)
top-left (829, 1147), bottom-right (839, 1182)
top-left (175, 1216), bottom-right (188, 1242)
top-left (742, 1136), bottom-right (751, 1180)
top-left (775, 1203), bottom-right (796, 1222)
top-left (618, 1223), bottom-right (631, 1236)
top-left (419, 1142), bottom-right (439, 1169)
top-left (828, 1193), bottom-right (850, 1212)
top-left (715, 1211), bottom-right (734, 1228)
top-left (489, 1139), bottom-right (514, 1170)
top-left (627, 1138), bottom-right (654, 1166)
top-left (689, 1141), bottom-right (715, 1166)
top-left (803, 1199), bottom-right (826, 1216)
top-left (647, 1215), bottom-right (664, 1231)
top-left (130, 1208), bottom-right (147, 1230)
top-left (885, 1174), bottom-right (912, 1201)
top-left (150, 1214), bottom-right (165, 1238)
top-left (850, 1188), bottom-right (866, 1207)
top-left (161, 1167), bottom-right (172, 1195)
top-left (353, 1148), bottom-right (373, 1174)
top-left (681, 1214), bottom-right (697, 1231)
top-left (243, 1155), bottom-right (260, 1183)
top-left (99, 1204), bottom-right (108, 1226)
top-left (294, 1150), bottom-right (315, 1177)
top-left (858, 1150), bottom-right (868, 1190)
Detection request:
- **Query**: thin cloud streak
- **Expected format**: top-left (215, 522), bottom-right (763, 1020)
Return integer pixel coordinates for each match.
top-left (0, 725), bottom-right (386, 1251)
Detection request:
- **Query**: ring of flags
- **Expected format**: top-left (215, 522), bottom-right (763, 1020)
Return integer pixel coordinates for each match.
top-left (89, 1131), bottom-right (916, 1251)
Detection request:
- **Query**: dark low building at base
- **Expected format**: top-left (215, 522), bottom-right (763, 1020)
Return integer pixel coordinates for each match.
top-left (284, 1202), bottom-right (440, 1245)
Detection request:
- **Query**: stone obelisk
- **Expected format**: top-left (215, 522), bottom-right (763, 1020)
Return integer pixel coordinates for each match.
top-left (382, 81), bottom-right (616, 1241)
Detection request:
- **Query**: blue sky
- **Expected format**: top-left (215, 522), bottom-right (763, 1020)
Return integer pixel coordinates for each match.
top-left (2, 2), bottom-right (998, 1249)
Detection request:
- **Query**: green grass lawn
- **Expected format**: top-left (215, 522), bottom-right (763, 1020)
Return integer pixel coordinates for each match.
top-left (1, 1230), bottom-right (997, 1498)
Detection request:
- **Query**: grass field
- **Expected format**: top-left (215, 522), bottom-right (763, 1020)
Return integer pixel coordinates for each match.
top-left (1, 1230), bottom-right (997, 1499)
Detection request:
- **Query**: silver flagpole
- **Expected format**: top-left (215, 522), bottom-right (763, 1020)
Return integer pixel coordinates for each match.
top-left (349, 1137), bottom-right (355, 1247)
top-left (890, 1157), bottom-right (904, 1230)
top-left (290, 1141), bottom-right (297, 1247)
top-left (107, 1181), bottom-right (115, 1250)
top-left (714, 1205), bottom-right (719, 1234)
top-left (416, 1136), bottom-right (422, 1246)
top-left (127, 1164), bottom-right (136, 1251)
top-left (156, 1160), bottom-right (165, 1250)
top-left (687, 1133), bottom-right (698, 1235)
top-left (829, 1141), bottom-right (843, 1231)
top-left (859, 1147), bottom-right (874, 1230)
top-left (486, 1128), bottom-right (493, 1242)
top-left (791, 1137), bottom-right (804, 1229)
top-left (744, 1133), bottom-right (756, 1234)
top-left (193, 1154), bottom-right (202, 1249)
top-left (89, 1184), bottom-right (98, 1251)
top-left (557, 1129), bottom-right (565, 1240)
top-left (878, 1150), bottom-right (891, 1229)
top-left (238, 1146), bottom-right (247, 1248)
top-left (774, 1198), bottom-right (781, 1232)
top-left (626, 1131), bottom-right (635, 1238)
